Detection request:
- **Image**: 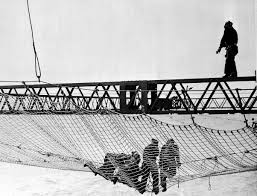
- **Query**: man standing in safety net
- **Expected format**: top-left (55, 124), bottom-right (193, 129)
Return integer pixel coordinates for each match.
top-left (216, 21), bottom-right (238, 78)
top-left (160, 139), bottom-right (181, 192)
top-left (139, 138), bottom-right (160, 195)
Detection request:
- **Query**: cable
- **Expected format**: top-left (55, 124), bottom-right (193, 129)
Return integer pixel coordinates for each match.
top-left (26, 0), bottom-right (42, 82)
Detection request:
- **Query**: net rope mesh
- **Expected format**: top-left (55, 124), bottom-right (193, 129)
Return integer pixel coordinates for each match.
top-left (0, 93), bottom-right (256, 193)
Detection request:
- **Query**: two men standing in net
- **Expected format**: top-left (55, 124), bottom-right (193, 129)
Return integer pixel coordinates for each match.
top-left (84, 138), bottom-right (181, 195)
top-left (139, 138), bottom-right (181, 194)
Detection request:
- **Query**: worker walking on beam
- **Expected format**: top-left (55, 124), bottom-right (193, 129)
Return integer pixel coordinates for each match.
top-left (216, 21), bottom-right (238, 78)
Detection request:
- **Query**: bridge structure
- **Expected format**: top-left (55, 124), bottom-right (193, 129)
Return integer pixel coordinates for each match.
top-left (0, 76), bottom-right (256, 114)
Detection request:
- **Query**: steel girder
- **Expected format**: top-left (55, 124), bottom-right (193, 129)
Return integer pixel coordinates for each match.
top-left (0, 76), bottom-right (256, 114)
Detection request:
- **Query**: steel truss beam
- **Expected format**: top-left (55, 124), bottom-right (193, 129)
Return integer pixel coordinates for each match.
top-left (0, 76), bottom-right (256, 114)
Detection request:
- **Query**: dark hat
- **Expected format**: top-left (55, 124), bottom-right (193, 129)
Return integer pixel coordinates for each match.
top-left (167, 138), bottom-right (175, 144)
top-left (224, 21), bottom-right (233, 28)
top-left (132, 151), bottom-right (140, 157)
top-left (152, 138), bottom-right (158, 144)
top-left (133, 153), bottom-right (141, 164)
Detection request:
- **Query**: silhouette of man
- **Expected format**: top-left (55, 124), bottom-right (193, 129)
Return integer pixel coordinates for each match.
top-left (98, 153), bottom-right (131, 181)
top-left (139, 138), bottom-right (159, 195)
top-left (118, 151), bottom-right (142, 190)
top-left (160, 139), bottom-right (181, 192)
top-left (84, 152), bottom-right (140, 186)
top-left (216, 21), bottom-right (238, 78)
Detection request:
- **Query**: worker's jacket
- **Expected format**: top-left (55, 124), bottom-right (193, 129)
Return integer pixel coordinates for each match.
top-left (219, 27), bottom-right (238, 48)
top-left (159, 144), bottom-right (180, 169)
top-left (143, 143), bottom-right (159, 162)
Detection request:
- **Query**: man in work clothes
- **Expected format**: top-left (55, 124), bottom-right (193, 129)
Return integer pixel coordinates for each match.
top-left (159, 139), bottom-right (181, 192)
top-left (216, 21), bottom-right (238, 78)
top-left (139, 138), bottom-right (160, 195)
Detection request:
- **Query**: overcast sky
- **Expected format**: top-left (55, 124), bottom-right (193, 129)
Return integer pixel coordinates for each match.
top-left (0, 0), bottom-right (256, 83)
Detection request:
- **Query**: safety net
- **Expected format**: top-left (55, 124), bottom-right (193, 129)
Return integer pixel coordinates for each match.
top-left (0, 93), bottom-right (256, 194)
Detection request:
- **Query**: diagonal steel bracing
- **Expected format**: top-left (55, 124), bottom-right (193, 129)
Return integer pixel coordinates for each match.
top-left (0, 76), bottom-right (256, 114)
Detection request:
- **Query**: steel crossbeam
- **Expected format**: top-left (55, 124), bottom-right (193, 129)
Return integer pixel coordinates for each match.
top-left (0, 76), bottom-right (256, 114)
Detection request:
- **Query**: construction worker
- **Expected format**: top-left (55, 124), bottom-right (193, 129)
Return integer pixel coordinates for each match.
top-left (159, 139), bottom-right (181, 192)
top-left (116, 151), bottom-right (142, 190)
top-left (139, 138), bottom-right (160, 195)
top-left (216, 21), bottom-right (238, 78)
top-left (98, 152), bottom-right (131, 181)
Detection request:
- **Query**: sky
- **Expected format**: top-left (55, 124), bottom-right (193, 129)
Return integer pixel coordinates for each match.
top-left (0, 0), bottom-right (256, 83)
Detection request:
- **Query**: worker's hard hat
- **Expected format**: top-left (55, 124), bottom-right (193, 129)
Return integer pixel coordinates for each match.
top-left (152, 138), bottom-right (158, 144)
top-left (224, 21), bottom-right (233, 28)
top-left (167, 138), bottom-right (175, 144)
